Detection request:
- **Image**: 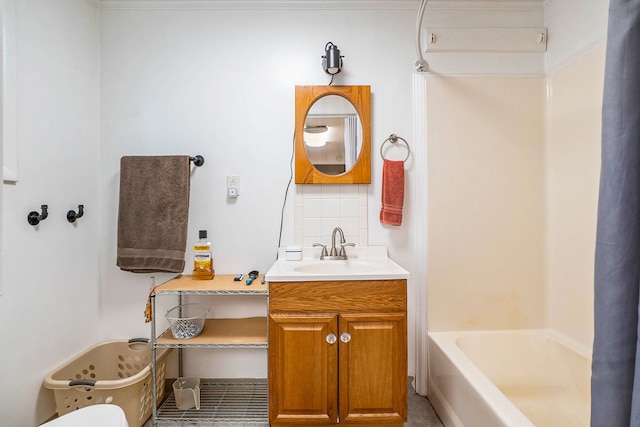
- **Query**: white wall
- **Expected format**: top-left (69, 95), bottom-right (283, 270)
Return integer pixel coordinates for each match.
top-left (0, 0), bottom-right (101, 425)
top-left (98, 3), bottom-right (419, 378)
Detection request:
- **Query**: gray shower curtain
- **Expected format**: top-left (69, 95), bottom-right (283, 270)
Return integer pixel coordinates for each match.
top-left (592, 0), bottom-right (640, 425)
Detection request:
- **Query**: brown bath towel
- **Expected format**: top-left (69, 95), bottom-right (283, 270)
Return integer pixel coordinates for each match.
top-left (117, 155), bottom-right (191, 273)
top-left (380, 159), bottom-right (405, 226)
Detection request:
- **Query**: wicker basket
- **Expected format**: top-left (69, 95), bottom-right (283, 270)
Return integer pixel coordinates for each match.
top-left (43, 339), bottom-right (171, 427)
top-left (165, 303), bottom-right (208, 339)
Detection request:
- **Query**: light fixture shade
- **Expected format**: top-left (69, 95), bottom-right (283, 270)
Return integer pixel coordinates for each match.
top-left (304, 125), bottom-right (328, 147)
top-left (304, 131), bottom-right (327, 147)
top-left (304, 125), bottom-right (328, 133)
top-left (323, 42), bottom-right (342, 75)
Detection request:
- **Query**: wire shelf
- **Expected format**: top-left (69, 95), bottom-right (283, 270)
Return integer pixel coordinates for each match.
top-left (156, 380), bottom-right (268, 425)
top-left (158, 289), bottom-right (267, 296)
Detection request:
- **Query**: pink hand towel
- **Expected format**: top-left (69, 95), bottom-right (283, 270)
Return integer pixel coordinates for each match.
top-left (380, 159), bottom-right (405, 226)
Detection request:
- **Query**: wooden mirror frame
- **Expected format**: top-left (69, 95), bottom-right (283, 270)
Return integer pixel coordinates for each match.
top-left (295, 85), bottom-right (371, 184)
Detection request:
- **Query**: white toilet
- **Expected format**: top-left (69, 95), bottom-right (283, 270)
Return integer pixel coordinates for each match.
top-left (40, 404), bottom-right (129, 427)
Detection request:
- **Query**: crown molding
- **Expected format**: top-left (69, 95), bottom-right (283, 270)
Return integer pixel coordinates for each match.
top-left (86, 0), bottom-right (558, 11)
top-left (97, 0), bottom-right (422, 10)
top-left (94, 0), bottom-right (549, 12)
top-left (426, 0), bottom-right (544, 12)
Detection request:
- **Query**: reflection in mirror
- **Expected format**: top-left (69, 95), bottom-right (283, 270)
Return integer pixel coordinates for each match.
top-left (303, 95), bottom-right (362, 175)
top-left (295, 86), bottom-right (371, 184)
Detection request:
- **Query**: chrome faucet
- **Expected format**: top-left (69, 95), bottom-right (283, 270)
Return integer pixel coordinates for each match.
top-left (330, 227), bottom-right (346, 257)
top-left (312, 242), bottom-right (329, 259)
top-left (318, 227), bottom-right (354, 260)
top-left (313, 227), bottom-right (355, 260)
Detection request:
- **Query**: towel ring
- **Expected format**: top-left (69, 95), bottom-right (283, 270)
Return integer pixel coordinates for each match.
top-left (380, 134), bottom-right (410, 162)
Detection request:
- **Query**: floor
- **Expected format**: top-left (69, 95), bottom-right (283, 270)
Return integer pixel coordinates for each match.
top-left (406, 378), bottom-right (444, 427)
top-left (143, 378), bottom-right (444, 427)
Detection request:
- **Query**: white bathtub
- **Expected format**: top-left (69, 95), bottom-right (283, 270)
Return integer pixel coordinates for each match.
top-left (427, 330), bottom-right (591, 427)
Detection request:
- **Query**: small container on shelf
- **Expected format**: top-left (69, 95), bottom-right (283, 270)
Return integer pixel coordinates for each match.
top-left (165, 303), bottom-right (208, 339)
top-left (173, 377), bottom-right (201, 410)
top-left (193, 230), bottom-right (214, 280)
top-left (285, 245), bottom-right (302, 261)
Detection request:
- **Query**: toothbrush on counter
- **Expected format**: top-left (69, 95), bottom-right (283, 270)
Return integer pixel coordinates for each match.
top-left (246, 270), bottom-right (259, 285)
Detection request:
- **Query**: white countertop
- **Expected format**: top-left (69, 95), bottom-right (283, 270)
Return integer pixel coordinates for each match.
top-left (265, 246), bottom-right (410, 282)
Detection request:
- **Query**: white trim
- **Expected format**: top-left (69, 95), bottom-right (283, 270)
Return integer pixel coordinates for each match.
top-left (423, 71), bottom-right (547, 78)
top-left (425, 27), bottom-right (547, 53)
top-left (426, 0), bottom-right (543, 12)
top-left (95, 0), bottom-right (549, 11)
top-left (0, 0), bottom-right (3, 296)
top-left (412, 72), bottom-right (428, 396)
top-left (546, 36), bottom-right (606, 76)
top-left (421, 53), bottom-right (547, 77)
top-left (98, 0), bottom-right (421, 10)
top-left (2, 0), bottom-right (17, 184)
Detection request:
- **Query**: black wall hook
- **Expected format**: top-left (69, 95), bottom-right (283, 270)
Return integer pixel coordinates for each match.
top-left (27, 205), bottom-right (48, 226)
top-left (67, 205), bottom-right (84, 223)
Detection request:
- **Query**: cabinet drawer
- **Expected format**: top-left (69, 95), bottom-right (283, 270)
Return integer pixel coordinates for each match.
top-left (269, 280), bottom-right (406, 312)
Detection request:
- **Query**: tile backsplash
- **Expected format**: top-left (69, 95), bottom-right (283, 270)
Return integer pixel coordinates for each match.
top-left (294, 184), bottom-right (369, 248)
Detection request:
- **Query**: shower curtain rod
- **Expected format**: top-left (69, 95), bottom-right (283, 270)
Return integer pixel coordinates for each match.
top-left (415, 0), bottom-right (429, 72)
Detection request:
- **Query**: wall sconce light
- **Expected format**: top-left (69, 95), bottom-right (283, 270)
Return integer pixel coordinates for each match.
top-left (304, 125), bottom-right (328, 147)
top-left (322, 42), bottom-right (343, 75)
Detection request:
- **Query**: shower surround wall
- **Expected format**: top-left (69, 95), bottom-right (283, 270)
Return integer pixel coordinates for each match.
top-left (426, 46), bottom-right (604, 352)
top-left (426, 76), bottom-right (547, 331)
top-left (545, 45), bottom-right (604, 349)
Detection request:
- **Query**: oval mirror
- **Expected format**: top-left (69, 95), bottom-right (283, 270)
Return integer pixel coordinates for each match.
top-left (295, 86), bottom-right (371, 184)
top-left (303, 95), bottom-right (361, 176)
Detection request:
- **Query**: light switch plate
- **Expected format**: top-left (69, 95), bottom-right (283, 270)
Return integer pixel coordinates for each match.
top-left (227, 175), bottom-right (239, 198)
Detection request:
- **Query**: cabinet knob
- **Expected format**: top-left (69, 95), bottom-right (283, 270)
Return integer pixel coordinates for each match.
top-left (340, 332), bottom-right (351, 343)
top-left (326, 333), bottom-right (337, 344)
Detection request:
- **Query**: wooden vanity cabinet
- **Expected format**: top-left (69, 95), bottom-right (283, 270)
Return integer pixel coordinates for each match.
top-left (268, 280), bottom-right (407, 427)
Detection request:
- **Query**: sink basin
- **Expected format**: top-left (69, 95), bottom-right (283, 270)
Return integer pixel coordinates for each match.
top-left (265, 246), bottom-right (409, 282)
top-left (293, 259), bottom-right (387, 274)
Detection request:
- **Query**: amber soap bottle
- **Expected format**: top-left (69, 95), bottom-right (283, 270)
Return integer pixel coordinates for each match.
top-left (192, 230), bottom-right (214, 280)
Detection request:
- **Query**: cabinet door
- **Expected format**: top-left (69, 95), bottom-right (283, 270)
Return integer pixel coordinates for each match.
top-left (269, 313), bottom-right (338, 424)
top-left (338, 313), bottom-right (407, 424)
